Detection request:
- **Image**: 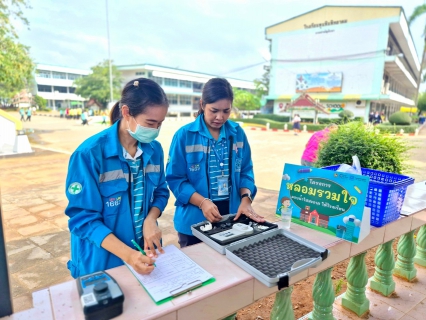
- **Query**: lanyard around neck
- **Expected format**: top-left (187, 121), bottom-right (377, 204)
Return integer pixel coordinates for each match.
top-left (212, 139), bottom-right (225, 176)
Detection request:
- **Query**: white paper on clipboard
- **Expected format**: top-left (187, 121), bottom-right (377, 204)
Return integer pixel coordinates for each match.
top-left (125, 244), bottom-right (213, 302)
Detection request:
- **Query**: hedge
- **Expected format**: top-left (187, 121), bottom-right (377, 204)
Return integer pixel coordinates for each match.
top-left (375, 123), bottom-right (418, 134)
top-left (253, 114), bottom-right (290, 122)
top-left (254, 113), bottom-right (364, 124)
top-left (235, 116), bottom-right (418, 134)
top-left (233, 118), bottom-right (327, 131)
top-left (233, 118), bottom-right (286, 129)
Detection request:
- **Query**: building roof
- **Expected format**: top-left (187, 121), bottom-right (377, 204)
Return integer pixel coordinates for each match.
top-left (265, 6), bottom-right (404, 35)
top-left (289, 93), bottom-right (330, 114)
top-left (36, 64), bottom-right (90, 75)
top-left (117, 63), bottom-right (256, 89)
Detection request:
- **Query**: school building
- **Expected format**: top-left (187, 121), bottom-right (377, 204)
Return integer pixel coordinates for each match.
top-left (34, 64), bottom-right (90, 110)
top-left (264, 6), bottom-right (420, 122)
top-left (117, 64), bottom-right (256, 115)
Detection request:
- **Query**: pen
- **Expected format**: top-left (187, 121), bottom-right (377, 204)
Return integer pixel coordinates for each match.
top-left (131, 239), bottom-right (157, 267)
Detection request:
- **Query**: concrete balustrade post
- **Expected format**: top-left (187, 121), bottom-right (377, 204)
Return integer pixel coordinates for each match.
top-left (341, 252), bottom-right (370, 317)
top-left (394, 230), bottom-right (417, 281)
top-left (414, 225), bottom-right (426, 267)
top-left (369, 240), bottom-right (395, 296)
top-left (270, 286), bottom-right (295, 320)
top-left (309, 268), bottom-right (335, 320)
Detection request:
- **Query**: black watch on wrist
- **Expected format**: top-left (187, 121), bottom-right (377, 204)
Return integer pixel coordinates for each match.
top-left (241, 193), bottom-right (253, 203)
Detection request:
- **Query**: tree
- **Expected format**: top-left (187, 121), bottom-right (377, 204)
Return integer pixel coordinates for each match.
top-left (34, 95), bottom-right (46, 109)
top-left (0, 0), bottom-right (34, 99)
top-left (0, 0), bottom-right (30, 38)
top-left (417, 92), bottom-right (426, 116)
top-left (338, 109), bottom-right (354, 123)
top-left (254, 67), bottom-right (270, 99)
top-left (74, 60), bottom-right (122, 109)
top-left (408, 5), bottom-right (426, 105)
top-left (0, 34), bottom-right (34, 99)
top-left (233, 88), bottom-right (261, 111)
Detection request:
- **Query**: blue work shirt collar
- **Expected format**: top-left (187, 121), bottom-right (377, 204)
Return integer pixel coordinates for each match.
top-left (188, 114), bottom-right (238, 139)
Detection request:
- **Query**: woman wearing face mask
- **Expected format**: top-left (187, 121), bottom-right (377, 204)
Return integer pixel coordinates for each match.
top-left (166, 78), bottom-right (265, 248)
top-left (65, 78), bottom-right (170, 278)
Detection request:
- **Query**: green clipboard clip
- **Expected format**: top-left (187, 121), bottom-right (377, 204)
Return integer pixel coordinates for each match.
top-left (169, 280), bottom-right (203, 297)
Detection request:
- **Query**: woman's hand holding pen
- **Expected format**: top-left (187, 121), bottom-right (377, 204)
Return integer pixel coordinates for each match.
top-left (201, 200), bottom-right (222, 223)
top-left (235, 198), bottom-right (265, 223)
top-left (128, 249), bottom-right (156, 275)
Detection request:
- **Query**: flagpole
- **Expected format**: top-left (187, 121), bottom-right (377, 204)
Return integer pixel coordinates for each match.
top-left (105, 0), bottom-right (113, 106)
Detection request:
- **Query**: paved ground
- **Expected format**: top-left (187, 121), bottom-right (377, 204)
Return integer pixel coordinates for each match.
top-left (1, 111), bottom-right (425, 313)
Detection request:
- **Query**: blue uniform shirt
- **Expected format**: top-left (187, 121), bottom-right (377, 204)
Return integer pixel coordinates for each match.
top-left (65, 121), bottom-right (169, 278)
top-left (166, 115), bottom-right (256, 235)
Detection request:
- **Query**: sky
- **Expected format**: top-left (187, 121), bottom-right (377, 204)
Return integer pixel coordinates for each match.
top-left (13, 0), bottom-right (426, 81)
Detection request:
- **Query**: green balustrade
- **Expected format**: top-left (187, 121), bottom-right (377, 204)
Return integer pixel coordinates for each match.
top-left (414, 225), bottom-right (426, 267)
top-left (270, 286), bottom-right (295, 320)
top-left (369, 240), bottom-right (396, 296)
top-left (341, 252), bottom-right (369, 317)
top-left (394, 230), bottom-right (417, 281)
top-left (308, 268), bottom-right (335, 320)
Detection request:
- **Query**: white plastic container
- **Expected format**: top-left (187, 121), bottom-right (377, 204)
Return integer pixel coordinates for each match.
top-left (281, 208), bottom-right (292, 229)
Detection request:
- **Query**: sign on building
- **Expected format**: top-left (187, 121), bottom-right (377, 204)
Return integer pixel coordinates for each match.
top-left (296, 73), bottom-right (343, 93)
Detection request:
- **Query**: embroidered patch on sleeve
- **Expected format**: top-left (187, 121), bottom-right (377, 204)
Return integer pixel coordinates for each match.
top-left (68, 182), bottom-right (83, 195)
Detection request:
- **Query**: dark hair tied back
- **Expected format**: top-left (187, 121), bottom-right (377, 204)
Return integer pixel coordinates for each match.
top-left (109, 78), bottom-right (169, 124)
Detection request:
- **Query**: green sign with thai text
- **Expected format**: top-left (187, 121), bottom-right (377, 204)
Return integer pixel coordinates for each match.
top-left (287, 177), bottom-right (355, 216)
top-left (277, 164), bottom-right (370, 243)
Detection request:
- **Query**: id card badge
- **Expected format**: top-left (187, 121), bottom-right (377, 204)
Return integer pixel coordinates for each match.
top-left (217, 175), bottom-right (229, 196)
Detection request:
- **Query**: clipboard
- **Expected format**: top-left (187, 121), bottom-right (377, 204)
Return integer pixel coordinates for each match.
top-left (125, 244), bottom-right (215, 305)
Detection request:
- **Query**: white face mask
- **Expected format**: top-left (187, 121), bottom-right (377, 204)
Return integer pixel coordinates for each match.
top-left (127, 118), bottom-right (160, 143)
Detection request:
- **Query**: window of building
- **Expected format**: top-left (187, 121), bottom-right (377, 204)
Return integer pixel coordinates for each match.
top-left (52, 72), bottom-right (66, 79)
top-left (37, 70), bottom-right (51, 78)
top-left (193, 82), bottom-right (203, 92)
top-left (152, 76), bottom-right (163, 85)
top-left (164, 78), bottom-right (178, 87)
top-left (69, 87), bottom-right (76, 94)
top-left (167, 94), bottom-right (178, 104)
top-left (193, 97), bottom-right (200, 110)
top-left (54, 86), bottom-right (68, 93)
top-left (179, 80), bottom-right (192, 88)
top-left (55, 100), bottom-right (64, 108)
top-left (37, 85), bottom-right (52, 92)
top-left (135, 71), bottom-right (145, 76)
top-left (179, 95), bottom-right (192, 105)
top-left (67, 73), bottom-right (81, 80)
top-left (147, 72), bottom-right (163, 85)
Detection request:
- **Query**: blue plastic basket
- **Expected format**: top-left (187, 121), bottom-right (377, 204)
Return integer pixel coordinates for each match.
top-left (322, 165), bottom-right (414, 227)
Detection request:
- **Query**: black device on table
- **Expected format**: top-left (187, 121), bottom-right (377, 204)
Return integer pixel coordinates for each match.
top-left (77, 271), bottom-right (124, 320)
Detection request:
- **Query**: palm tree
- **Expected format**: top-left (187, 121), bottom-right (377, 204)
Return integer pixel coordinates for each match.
top-left (408, 4), bottom-right (426, 105)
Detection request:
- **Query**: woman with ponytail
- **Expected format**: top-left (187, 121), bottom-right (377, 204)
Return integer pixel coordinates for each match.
top-left (65, 78), bottom-right (170, 278)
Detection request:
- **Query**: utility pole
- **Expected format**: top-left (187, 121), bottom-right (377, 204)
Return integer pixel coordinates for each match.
top-left (415, 38), bottom-right (426, 106)
top-left (105, 0), bottom-right (113, 106)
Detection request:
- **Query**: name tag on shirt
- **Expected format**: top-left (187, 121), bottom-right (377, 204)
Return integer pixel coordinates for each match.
top-left (217, 175), bottom-right (229, 196)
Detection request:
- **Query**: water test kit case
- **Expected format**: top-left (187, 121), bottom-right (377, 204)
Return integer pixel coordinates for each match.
top-left (192, 214), bottom-right (328, 289)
